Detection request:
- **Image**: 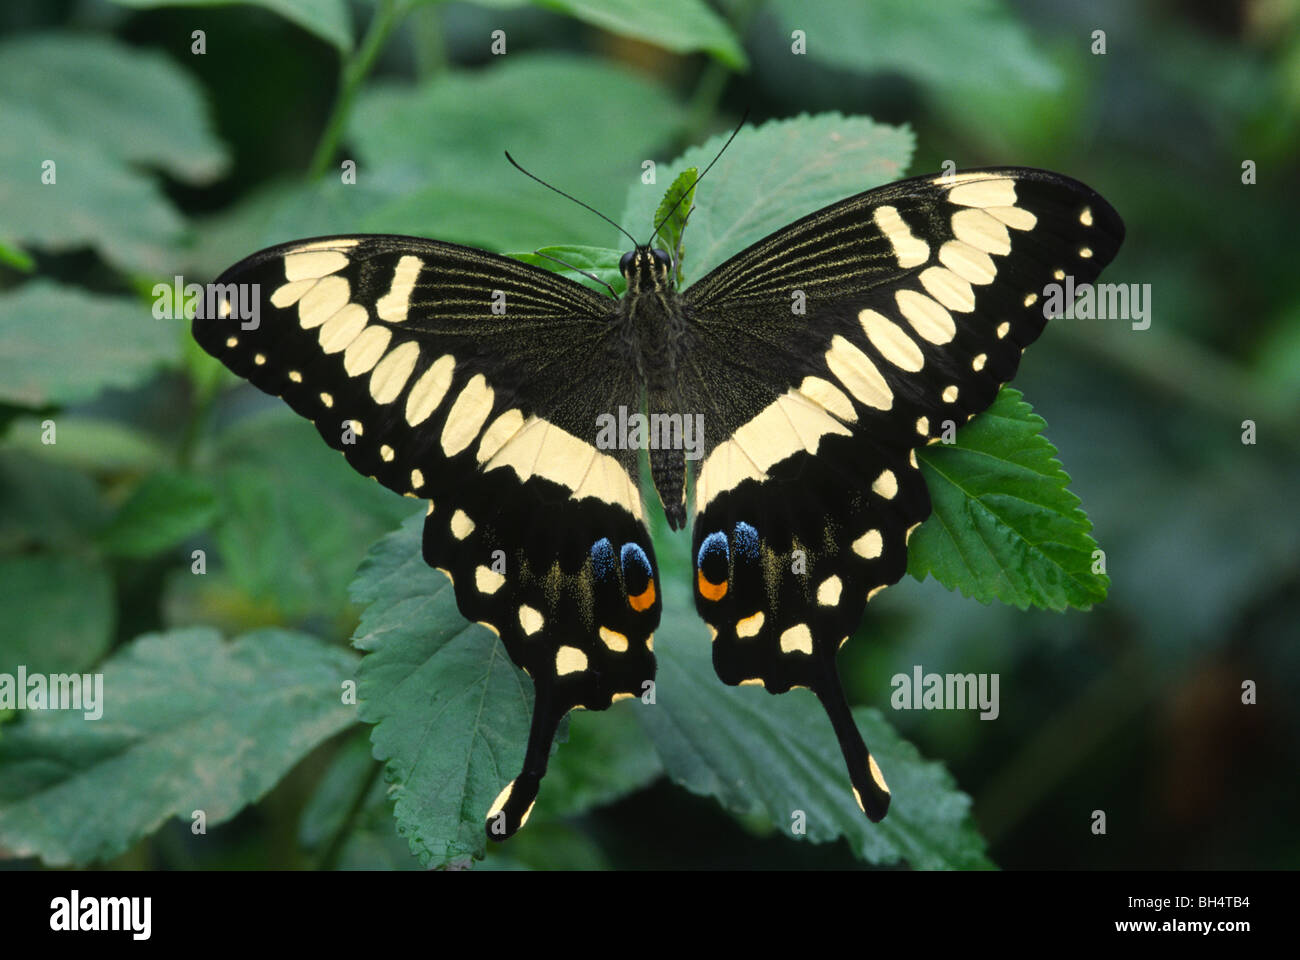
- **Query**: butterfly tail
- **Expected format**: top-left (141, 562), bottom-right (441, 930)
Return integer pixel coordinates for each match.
top-left (814, 665), bottom-right (891, 822)
top-left (484, 681), bottom-right (564, 842)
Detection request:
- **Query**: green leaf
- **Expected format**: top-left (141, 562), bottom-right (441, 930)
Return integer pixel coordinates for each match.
top-left (206, 410), bottom-right (412, 619)
top-left (0, 416), bottom-right (169, 473)
top-left (350, 54), bottom-right (687, 251)
top-left (105, 0), bottom-right (353, 52)
top-left (0, 626), bottom-right (359, 866)
top-left (98, 471), bottom-right (219, 558)
top-left (0, 554), bottom-right (114, 675)
top-left (0, 33), bottom-right (228, 183)
top-left (0, 281), bottom-right (181, 407)
top-left (0, 452), bottom-right (108, 552)
top-left (535, 0), bottom-right (747, 69)
top-left (643, 521), bottom-right (993, 869)
top-left (650, 167), bottom-right (698, 286)
top-left (767, 0), bottom-right (1059, 96)
top-left (530, 707), bottom-right (662, 821)
top-left (506, 245), bottom-right (625, 296)
top-left (909, 387), bottom-right (1109, 611)
top-left (350, 512), bottom-right (535, 868)
top-left (620, 113), bottom-right (914, 284)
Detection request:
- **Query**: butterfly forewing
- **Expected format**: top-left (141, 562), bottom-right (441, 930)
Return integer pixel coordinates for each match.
top-left (193, 235), bottom-right (661, 839)
top-left (683, 168), bottom-right (1124, 819)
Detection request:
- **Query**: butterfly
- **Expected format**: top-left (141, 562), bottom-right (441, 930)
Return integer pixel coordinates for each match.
top-left (192, 153), bottom-right (1124, 840)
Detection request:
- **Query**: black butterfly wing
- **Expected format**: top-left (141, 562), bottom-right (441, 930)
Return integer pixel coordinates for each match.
top-left (192, 235), bottom-right (660, 838)
top-left (681, 169), bottom-right (1125, 819)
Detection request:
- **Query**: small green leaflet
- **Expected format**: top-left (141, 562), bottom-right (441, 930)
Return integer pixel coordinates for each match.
top-left (652, 167), bottom-right (698, 287)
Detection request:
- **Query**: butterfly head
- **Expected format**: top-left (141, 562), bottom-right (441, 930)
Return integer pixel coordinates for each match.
top-left (620, 246), bottom-right (673, 294)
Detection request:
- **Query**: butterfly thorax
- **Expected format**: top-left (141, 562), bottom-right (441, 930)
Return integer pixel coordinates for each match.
top-left (617, 246), bottom-right (692, 529)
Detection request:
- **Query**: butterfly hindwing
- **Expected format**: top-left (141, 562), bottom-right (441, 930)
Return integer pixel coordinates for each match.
top-left (192, 235), bottom-right (659, 838)
top-left (685, 168), bottom-right (1124, 818)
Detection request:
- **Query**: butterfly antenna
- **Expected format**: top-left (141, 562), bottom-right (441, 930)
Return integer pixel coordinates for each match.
top-left (648, 107), bottom-right (751, 249)
top-left (505, 151), bottom-right (639, 249)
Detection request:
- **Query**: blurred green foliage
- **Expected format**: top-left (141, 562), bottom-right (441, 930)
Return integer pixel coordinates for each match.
top-left (0, 0), bottom-right (1296, 870)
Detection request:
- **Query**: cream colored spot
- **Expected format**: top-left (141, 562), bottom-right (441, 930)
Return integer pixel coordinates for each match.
top-left (486, 780), bottom-right (514, 818)
top-left (798, 376), bottom-right (857, 423)
top-left (825, 335), bottom-right (892, 411)
top-left (291, 238), bottom-right (361, 252)
top-left (918, 266), bottom-right (975, 313)
top-left (909, 449), bottom-right (918, 468)
top-left (872, 469), bottom-right (898, 499)
top-left (736, 612), bottom-right (765, 638)
top-left (951, 207), bottom-right (1011, 256)
top-left (253, 353), bottom-right (266, 365)
top-left (284, 250), bottom-right (348, 282)
top-left (867, 585), bottom-right (888, 601)
top-left (319, 392), bottom-right (334, 408)
top-left (696, 388), bottom-right (854, 512)
top-left (996, 321), bottom-right (1011, 339)
top-left (816, 576), bottom-right (843, 606)
top-left (895, 290), bottom-right (956, 344)
top-left (852, 786), bottom-right (865, 812)
top-left (916, 416), bottom-right (929, 436)
top-left (440, 374), bottom-right (495, 457)
top-left (948, 177), bottom-right (1017, 208)
top-left (476, 408), bottom-right (526, 463)
top-left (859, 308), bottom-right (924, 371)
top-left (225, 336), bottom-right (238, 348)
top-left (450, 509), bottom-right (475, 540)
top-left (426, 501), bottom-right (435, 515)
top-left (739, 678), bottom-right (766, 688)
top-left (646, 634), bottom-right (654, 652)
top-left (477, 620), bottom-right (499, 637)
top-left (942, 385), bottom-right (959, 403)
top-left (905, 522), bottom-right (921, 545)
top-left (376, 255), bottom-right (421, 323)
top-left (343, 325), bottom-right (392, 376)
top-left (986, 205), bottom-right (1037, 231)
top-left (369, 341), bottom-right (420, 404)
top-left (779, 624), bottom-right (814, 655)
top-left (379, 444), bottom-right (394, 462)
top-left (599, 626), bottom-right (629, 652)
top-left (1023, 292), bottom-right (1038, 307)
top-left (853, 529), bottom-right (883, 559)
top-left (869, 755), bottom-right (890, 793)
top-left (1054, 268), bottom-right (1066, 281)
top-left (485, 416), bottom-right (642, 521)
top-left (410, 468), bottom-right (424, 489)
top-left (518, 604), bottom-right (544, 636)
top-left (288, 370), bottom-right (303, 383)
top-left (972, 353), bottom-right (987, 372)
top-left (939, 240), bottom-right (996, 285)
top-left (475, 565), bottom-right (505, 594)
top-left (405, 354), bottom-right (456, 427)
top-left (873, 205), bottom-right (929, 268)
top-left (1079, 246), bottom-right (1093, 259)
top-left (1079, 206), bottom-right (1093, 227)
top-left (298, 275), bottom-right (350, 330)
top-left (318, 303), bottom-right (367, 353)
top-left (708, 624), bottom-right (719, 642)
top-left (270, 278), bottom-right (314, 309)
top-left (220, 299), bottom-right (234, 318)
top-left (556, 645), bottom-right (588, 676)
top-left (611, 692), bottom-right (635, 704)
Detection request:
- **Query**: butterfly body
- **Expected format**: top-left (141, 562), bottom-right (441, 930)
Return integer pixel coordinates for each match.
top-left (194, 164), bottom-right (1124, 841)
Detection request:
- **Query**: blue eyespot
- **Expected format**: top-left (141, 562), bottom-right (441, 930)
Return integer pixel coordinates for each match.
top-left (591, 537), bottom-right (616, 581)
top-left (620, 542), bottom-right (651, 581)
top-left (732, 521), bottom-right (760, 561)
top-left (697, 531), bottom-right (729, 570)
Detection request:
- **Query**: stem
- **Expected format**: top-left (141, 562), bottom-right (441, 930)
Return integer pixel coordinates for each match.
top-left (683, 0), bottom-right (760, 145)
top-left (308, 0), bottom-right (406, 180)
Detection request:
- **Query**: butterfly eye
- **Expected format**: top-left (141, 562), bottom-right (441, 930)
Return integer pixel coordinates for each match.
top-left (650, 248), bottom-right (671, 269)
top-left (619, 250), bottom-right (636, 273)
top-left (619, 542), bottom-right (656, 612)
top-left (696, 531), bottom-right (730, 601)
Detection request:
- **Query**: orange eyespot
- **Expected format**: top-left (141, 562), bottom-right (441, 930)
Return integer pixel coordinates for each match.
top-left (628, 580), bottom-right (656, 612)
top-left (696, 569), bottom-right (728, 601)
